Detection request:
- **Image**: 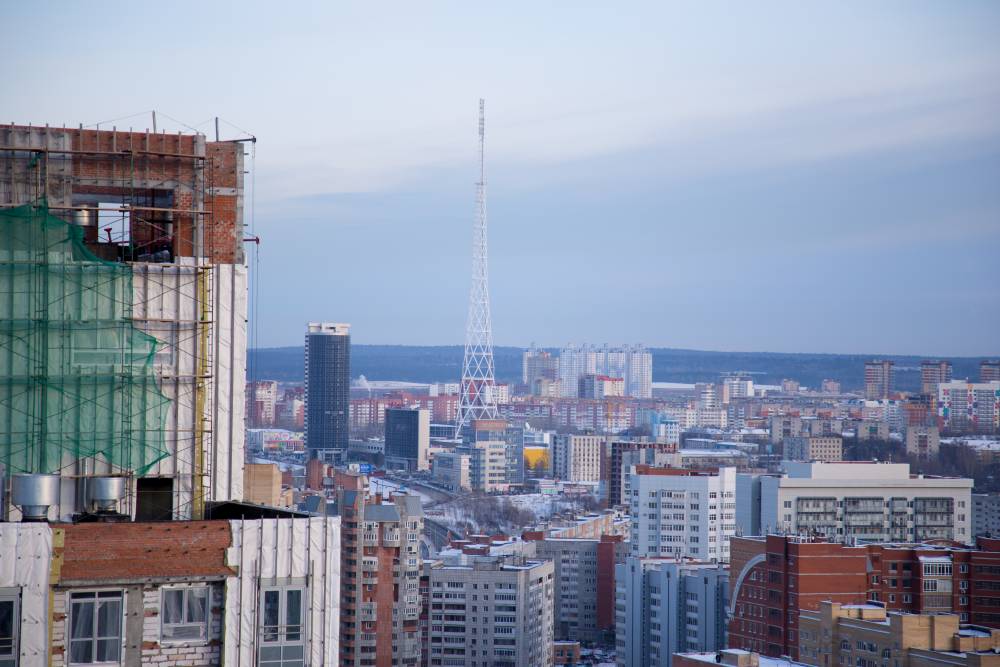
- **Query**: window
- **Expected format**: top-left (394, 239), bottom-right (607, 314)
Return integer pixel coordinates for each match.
top-left (0, 590), bottom-right (18, 667)
top-left (161, 587), bottom-right (209, 641)
top-left (69, 590), bottom-right (123, 665)
top-left (260, 584), bottom-right (306, 667)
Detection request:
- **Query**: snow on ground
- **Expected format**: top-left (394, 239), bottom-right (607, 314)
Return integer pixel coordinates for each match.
top-left (371, 477), bottom-right (437, 506)
top-left (426, 493), bottom-right (596, 536)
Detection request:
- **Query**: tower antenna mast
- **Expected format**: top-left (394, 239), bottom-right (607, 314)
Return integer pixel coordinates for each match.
top-left (457, 99), bottom-right (498, 434)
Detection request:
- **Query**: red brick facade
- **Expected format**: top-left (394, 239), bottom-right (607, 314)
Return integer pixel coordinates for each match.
top-left (728, 536), bottom-right (1000, 660)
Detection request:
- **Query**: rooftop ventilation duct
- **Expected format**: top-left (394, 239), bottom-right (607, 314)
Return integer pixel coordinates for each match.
top-left (11, 474), bottom-right (59, 522)
top-left (86, 477), bottom-right (125, 513)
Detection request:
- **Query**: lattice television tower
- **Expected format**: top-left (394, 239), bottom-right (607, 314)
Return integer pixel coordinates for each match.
top-left (457, 99), bottom-right (498, 434)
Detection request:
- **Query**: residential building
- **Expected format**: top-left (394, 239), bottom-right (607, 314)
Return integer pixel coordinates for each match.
top-left (906, 426), bottom-right (940, 460)
top-left (770, 416), bottom-right (804, 445)
top-left (306, 322), bottom-right (351, 462)
top-left (334, 473), bottom-right (423, 667)
top-left (799, 601), bottom-right (1000, 667)
top-left (921, 360), bottom-right (953, 396)
top-left (248, 379), bottom-right (280, 427)
top-left (865, 360), bottom-right (894, 400)
top-left (557, 344), bottom-right (652, 399)
top-left (854, 419), bottom-right (890, 441)
top-left (738, 461), bottom-right (973, 542)
top-left (627, 466), bottom-right (737, 562)
top-left (982, 361), bottom-right (1000, 384)
top-left (523, 347), bottom-right (559, 386)
top-left (607, 440), bottom-right (678, 507)
top-left (385, 408), bottom-right (431, 472)
top-left (578, 374), bottom-right (625, 399)
top-left (821, 380), bottom-right (842, 394)
top-left (0, 512), bottom-right (340, 667)
top-left (615, 557), bottom-right (729, 667)
top-left (675, 650), bottom-right (808, 667)
top-left (727, 534), bottom-right (1000, 660)
top-left (551, 434), bottom-right (604, 483)
top-left (457, 419), bottom-right (511, 492)
top-left (784, 436), bottom-right (843, 462)
top-left (0, 124), bottom-right (247, 522)
top-left (974, 493), bottom-right (1000, 537)
top-left (432, 451), bottom-right (472, 492)
top-left (530, 534), bottom-right (626, 644)
top-left (782, 379), bottom-right (801, 394)
top-left (427, 554), bottom-right (555, 667)
top-left (938, 381), bottom-right (1000, 434)
top-left (244, 463), bottom-right (283, 506)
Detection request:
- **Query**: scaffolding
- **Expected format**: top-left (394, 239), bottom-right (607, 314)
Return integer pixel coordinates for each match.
top-left (0, 202), bottom-right (171, 476)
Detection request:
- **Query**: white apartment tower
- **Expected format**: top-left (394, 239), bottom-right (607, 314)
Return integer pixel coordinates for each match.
top-left (428, 555), bottom-right (555, 667)
top-left (551, 434), bottom-right (604, 483)
top-left (627, 466), bottom-right (737, 562)
top-left (557, 344), bottom-right (652, 398)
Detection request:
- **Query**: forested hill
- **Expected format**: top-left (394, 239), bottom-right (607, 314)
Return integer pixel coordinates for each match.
top-left (248, 345), bottom-right (990, 392)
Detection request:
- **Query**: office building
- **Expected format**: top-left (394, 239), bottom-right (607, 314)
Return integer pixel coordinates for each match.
top-left (727, 534), bottom-right (1000, 659)
top-left (921, 360), bottom-right (953, 395)
top-left (432, 451), bottom-right (472, 492)
top-left (784, 436), bottom-right (843, 462)
top-left (737, 462), bottom-right (973, 542)
top-left (306, 322), bottom-right (351, 462)
top-left (0, 124), bottom-right (247, 522)
top-left (627, 466), bottom-right (737, 561)
top-left (616, 557), bottom-right (729, 667)
top-left (529, 534), bottom-right (626, 644)
top-left (865, 360), bottom-right (894, 400)
top-left (982, 361), bottom-right (1000, 384)
top-left (385, 408), bottom-right (431, 471)
top-left (334, 472), bottom-right (423, 667)
top-left (905, 426), bottom-right (940, 460)
top-left (938, 381), bottom-right (1000, 434)
top-left (799, 601), bottom-right (1000, 667)
top-left (551, 434), bottom-right (604, 483)
top-left (427, 554), bottom-right (555, 667)
top-left (974, 493), bottom-right (1000, 537)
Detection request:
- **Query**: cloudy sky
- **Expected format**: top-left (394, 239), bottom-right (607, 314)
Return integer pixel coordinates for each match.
top-left (4, 2), bottom-right (999, 355)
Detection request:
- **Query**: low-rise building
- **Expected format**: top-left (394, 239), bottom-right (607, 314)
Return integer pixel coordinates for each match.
top-left (799, 601), bottom-right (1000, 667)
top-left (784, 436), bottom-right (843, 462)
top-left (432, 451), bottom-right (472, 492)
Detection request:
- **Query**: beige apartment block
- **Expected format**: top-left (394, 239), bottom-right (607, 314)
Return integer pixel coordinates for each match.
top-left (799, 601), bottom-right (1000, 667)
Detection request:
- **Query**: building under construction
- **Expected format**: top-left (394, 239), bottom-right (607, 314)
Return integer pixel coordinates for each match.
top-left (0, 123), bottom-right (249, 521)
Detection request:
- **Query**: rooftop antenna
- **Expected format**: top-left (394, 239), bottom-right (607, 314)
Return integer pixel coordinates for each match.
top-left (457, 99), bottom-right (498, 434)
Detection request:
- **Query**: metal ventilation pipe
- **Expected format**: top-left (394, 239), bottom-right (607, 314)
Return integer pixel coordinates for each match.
top-left (11, 474), bottom-right (60, 522)
top-left (87, 477), bottom-right (126, 512)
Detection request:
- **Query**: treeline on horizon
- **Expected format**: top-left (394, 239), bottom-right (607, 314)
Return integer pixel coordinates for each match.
top-left (247, 345), bottom-right (990, 392)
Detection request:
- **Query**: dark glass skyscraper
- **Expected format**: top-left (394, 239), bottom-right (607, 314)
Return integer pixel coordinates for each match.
top-left (305, 322), bottom-right (350, 461)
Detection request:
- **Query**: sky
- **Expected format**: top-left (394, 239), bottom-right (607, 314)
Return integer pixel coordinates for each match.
top-left (3, 2), bottom-right (1000, 356)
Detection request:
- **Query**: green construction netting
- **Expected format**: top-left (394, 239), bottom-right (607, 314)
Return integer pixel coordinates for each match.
top-left (0, 202), bottom-right (171, 475)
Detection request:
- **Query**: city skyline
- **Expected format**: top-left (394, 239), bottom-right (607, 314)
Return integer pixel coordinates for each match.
top-left (4, 3), bottom-right (999, 355)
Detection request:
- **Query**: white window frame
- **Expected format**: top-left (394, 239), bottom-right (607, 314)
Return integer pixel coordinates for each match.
top-left (160, 585), bottom-right (210, 643)
top-left (0, 588), bottom-right (19, 667)
top-left (258, 580), bottom-right (307, 667)
top-left (68, 589), bottom-right (125, 666)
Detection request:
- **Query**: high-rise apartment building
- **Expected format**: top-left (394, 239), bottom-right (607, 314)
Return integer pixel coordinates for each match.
top-left (627, 466), bottom-right (737, 561)
top-left (981, 361), bottom-right (1000, 384)
top-left (551, 434), bottom-right (604, 483)
top-left (385, 408), bottom-right (431, 471)
top-left (427, 554), bottom-right (555, 667)
top-left (607, 440), bottom-right (678, 506)
top-left (736, 462), bottom-right (973, 543)
top-left (974, 494), bottom-right (1000, 537)
top-left (456, 420), bottom-right (510, 492)
top-left (615, 557), bottom-right (729, 667)
top-left (557, 344), bottom-right (652, 398)
top-left (248, 379), bottom-right (280, 427)
top-left (727, 534), bottom-right (1000, 659)
top-left (865, 360), bottom-right (895, 400)
top-left (530, 534), bottom-right (626, 644)
top-left (334, 473), bottom-right (423, 667)
top-left (921, 360), bottom-right (953, 395)
top-left (305, 322), bottom-right (351, 462)
top-left (523, 347), bottom-right (558, 386)
top-left (938, 380), bottom-right (1000, 434)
